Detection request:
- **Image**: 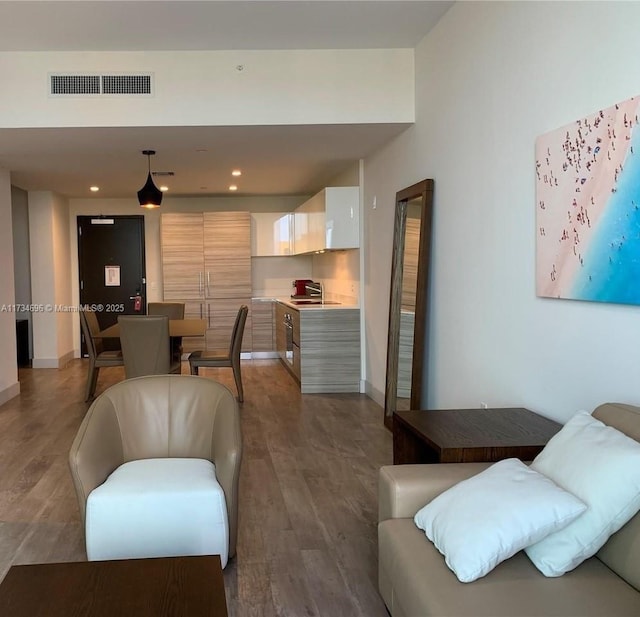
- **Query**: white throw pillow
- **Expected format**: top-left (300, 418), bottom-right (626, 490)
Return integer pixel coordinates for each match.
top-left (413, 458), bottom-right (586, 583)
top-left (526, 410), bottom-right (640, 577)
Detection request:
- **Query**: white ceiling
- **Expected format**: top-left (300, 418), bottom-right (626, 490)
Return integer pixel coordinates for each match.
top-left (0, 1), bottom-right (453, 198)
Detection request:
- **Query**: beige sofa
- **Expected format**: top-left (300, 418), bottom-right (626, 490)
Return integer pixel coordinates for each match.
top-left (378, 403), bottom-right (640, 616)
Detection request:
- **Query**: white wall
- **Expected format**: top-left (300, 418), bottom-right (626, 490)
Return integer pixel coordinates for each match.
top-left (0, 169), bottom-right (19, 404)
top-left (29, 191), bottom-right (74, 367)
top-left (363, 1), bottom-right (640, 422)
top-left (0, 49), bottom-right (413, 128)
top-left (11, 186), bottom-right (32, 357)
top-left (52, 194), bottom-right (73, 362)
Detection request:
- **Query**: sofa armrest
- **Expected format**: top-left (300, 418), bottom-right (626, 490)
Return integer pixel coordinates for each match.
top-left (378, 463), bottom-right (492, 522)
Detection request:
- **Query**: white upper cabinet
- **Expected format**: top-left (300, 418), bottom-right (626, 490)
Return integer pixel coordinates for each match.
top-left (293, 186), bottom-right (360, 254)
top-left (251, 212), bottom-right (293, 256)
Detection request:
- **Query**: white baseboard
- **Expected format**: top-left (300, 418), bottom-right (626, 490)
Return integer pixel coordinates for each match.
top-left (59, 350), bottom-right (74, 368)
top-left (32, 349), bottom-right (74, 369)
top-left (32, 358), bottom-right (60, 369)
top-left (0, 381), bottom-right (20, 406)
top-left (365, 380), bottom-right (385, 408)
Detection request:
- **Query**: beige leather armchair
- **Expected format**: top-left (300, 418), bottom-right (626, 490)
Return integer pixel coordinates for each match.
top-left (68, 374), bottom-right (242, 560)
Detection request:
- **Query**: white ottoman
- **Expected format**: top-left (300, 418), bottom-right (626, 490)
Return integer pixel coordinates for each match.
top-left (86, 458), bottom-right (229, 567)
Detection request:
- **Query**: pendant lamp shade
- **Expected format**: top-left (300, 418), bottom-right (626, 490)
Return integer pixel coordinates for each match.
top-left (137, 150), bottom-right (162, 208)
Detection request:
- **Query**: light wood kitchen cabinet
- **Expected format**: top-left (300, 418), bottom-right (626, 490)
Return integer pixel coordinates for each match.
top-left (275, 302), bottom-right (360, 392)
top-left (205, 297), bottom-right (252, 352)
top-left (275, 301), bottom-right (286, 361)
top-left (161, 211), bottom-right (252, 352)
top-left (181, 300), bottom-right (206, 354)
top-left (293, 187), bottom-right (359, 254)
top-left (251, 299), bottom-right (274, 352)
top-left (204, 212), bottom-right (251, 298)
top-left (160, 213), bottom-right (205, 300)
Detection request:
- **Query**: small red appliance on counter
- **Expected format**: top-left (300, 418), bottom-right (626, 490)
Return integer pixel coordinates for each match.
top-left (292, 279), bottom-right (314, 297)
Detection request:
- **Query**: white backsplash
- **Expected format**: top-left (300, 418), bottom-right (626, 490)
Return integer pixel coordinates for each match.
top-left (251, 250), bottom-right (360, 304)
top-left (312, 250), bottom-right (360, 303)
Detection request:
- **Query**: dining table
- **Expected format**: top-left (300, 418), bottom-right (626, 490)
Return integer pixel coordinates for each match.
top-left (96, 318), bottom-right (207, 339)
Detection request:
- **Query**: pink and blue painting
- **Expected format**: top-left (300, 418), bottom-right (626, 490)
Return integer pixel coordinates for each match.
top-left (536, 95), bottom-right (640, 305)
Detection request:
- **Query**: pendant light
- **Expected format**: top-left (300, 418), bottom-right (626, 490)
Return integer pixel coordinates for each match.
top-left (137, 149), bottom-right (163, 209)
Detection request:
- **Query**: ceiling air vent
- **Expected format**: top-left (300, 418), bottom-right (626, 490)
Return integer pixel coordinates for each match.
top-left (50, 74), bottom-right (100, 95)
top-left (49, 73), bottom-right (153, 96)
top-left (102, 74), bottom-right (151, 95)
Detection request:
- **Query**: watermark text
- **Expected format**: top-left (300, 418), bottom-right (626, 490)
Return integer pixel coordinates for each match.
top-left (1, 303), bottom-right (125, 313)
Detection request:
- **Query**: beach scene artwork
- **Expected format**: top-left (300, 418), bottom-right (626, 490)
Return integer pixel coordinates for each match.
top-left (536, 95), bottom-right (640, 305)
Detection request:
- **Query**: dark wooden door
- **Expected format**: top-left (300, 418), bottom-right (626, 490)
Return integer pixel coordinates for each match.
top-left (78, 216), bottom-right (146, 351)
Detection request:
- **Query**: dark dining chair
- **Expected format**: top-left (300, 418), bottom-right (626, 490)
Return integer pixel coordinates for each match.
top-left (80, 309), bottom-right (124, 401)
top-left (148, 302), bottom-right (186, 362)
top-left (118, 315), bottom-right (182, 378)
top-left (188, 305), bottom-right (248, 402)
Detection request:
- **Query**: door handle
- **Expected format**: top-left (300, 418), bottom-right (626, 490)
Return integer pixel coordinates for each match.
top-left (207, 271), bottom-right (211, 297)
top-left (199, 272), bottom-right (203, 297)
top-left (200, 303), bottom-right (203, 319)
top-left (207, 304), bottom-right (211, 327)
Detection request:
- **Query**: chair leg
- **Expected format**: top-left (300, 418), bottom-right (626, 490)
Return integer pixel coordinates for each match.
top-left (232, 362), bottom-right (244, 403)
top-left (85, 364), bottom-right (99, 402)
top-left (190, 363), bottom-right (199, 376)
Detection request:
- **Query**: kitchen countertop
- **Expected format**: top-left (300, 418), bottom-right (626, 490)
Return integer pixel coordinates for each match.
top-left (275, 297), bottom-right (359, 310)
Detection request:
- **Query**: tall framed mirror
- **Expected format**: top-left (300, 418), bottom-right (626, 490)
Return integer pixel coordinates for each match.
top-left (384, 179), bottom-right (434, 428)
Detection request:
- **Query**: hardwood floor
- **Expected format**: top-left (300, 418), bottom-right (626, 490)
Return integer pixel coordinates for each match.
top-left (0, 358), bottom-right (392, 616)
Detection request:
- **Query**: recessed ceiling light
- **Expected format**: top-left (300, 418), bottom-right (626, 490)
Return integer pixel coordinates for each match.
top-left (160, 186), bottom-right (169, 192)
top-left (90, 186), bottom-right (99, 192)
top-left (229, 185), bottom-right (238, 191)
top-left (231, 169), bottom-right (242, 177)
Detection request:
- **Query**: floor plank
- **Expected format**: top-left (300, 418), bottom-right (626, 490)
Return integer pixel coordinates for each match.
top-left (0, 358), bottom-right (392, 615)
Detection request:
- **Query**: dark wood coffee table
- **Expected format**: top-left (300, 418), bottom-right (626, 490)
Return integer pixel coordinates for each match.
top-left (393, 407), bottom-right (561, 465)
top-left (0, 555), bottom-right (227, 617)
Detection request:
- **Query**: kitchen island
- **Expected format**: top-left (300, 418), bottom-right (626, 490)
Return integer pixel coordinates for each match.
top-left (275, 299), bottom-right (360, 393)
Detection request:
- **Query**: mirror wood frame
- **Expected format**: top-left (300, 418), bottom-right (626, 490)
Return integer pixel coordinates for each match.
top-left (384, 179), bottom-right (434, 429)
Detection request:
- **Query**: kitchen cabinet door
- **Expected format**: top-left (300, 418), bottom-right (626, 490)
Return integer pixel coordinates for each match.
top-left (294, 191), bottom-right (324, 254)
top-left (161, 213), bottom-right (205, 300)
top-left (204, 212), bottom-right (251, 298)
top-left (251, 299), bottom-right (274, 351)
top-left (181, 300), bottom-right (206, 354)
top-left (205, 298), bottom-right (252, 352)
top-left (292, 187), bottom-right (359, 254)
top-left (275, 301), bottom-right (287, 361)
top-left (251, 213), bottom-right (293, 256)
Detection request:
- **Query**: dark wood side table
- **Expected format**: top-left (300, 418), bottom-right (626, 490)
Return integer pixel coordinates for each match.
top-left (0, 555), bottom-right (227, 617)
top-left (393, 407), bottom-right (561, 465)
